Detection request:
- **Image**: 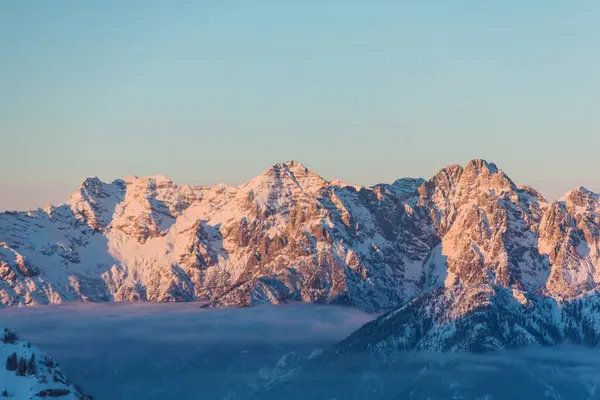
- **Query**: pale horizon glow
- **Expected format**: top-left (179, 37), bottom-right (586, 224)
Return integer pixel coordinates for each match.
top-left (1, 1), bottom-right (599, 211)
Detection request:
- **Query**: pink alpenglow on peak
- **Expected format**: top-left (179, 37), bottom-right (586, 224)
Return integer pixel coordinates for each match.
top-left (0, 159), bottom-right (598, 320)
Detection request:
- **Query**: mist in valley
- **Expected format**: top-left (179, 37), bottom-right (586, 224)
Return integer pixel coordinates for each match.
top-left (2, 303), bottom-right (599, 400)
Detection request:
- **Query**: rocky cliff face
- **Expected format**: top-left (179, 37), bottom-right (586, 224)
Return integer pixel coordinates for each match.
top-left (0, 161), bottom-right (410, 311)
top-left (1, 159), bottom-right (599, 319)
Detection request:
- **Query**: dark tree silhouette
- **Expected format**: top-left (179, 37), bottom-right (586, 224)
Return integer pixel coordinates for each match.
top-left (16, 356), bottom-right (27, 376)
top-left (5, 353), bottom-right (17, 371)
top-left (1, 329), bottom-right (18, 345)
top-left (27, 353), bottom-right (37, 375)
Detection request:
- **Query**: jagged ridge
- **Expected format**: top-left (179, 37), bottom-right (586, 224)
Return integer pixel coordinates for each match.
top-left (0, 159), bottom-right (598, 316)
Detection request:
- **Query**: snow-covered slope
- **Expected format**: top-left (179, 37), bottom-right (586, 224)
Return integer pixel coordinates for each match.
top-left (0, 328), bottom-right (88, 399)
top-left (0, 161), bottom-right (414, 311)
top-left (327, 284), bottom-right (600, 355)
top-left (1, 159), bottom-right (599, 317)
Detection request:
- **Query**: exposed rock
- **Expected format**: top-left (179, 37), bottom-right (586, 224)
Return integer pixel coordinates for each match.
top-left (0, 159), bottom-right (599, 316)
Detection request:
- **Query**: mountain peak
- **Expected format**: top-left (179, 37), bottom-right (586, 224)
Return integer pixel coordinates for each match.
top-left (260, 160), bottom-right (319, 180)
top-left (283, 160), bottom-right (303, 167)
top-left (461, 159), bottom-right (516, 191)
top-left (145, 174), bottom-right (173, 184)
top-left (271, 160), bottom-right (308, 172)
top-left (573, 185), bottom-right (596, 195)
top-left (559, 185), bottom-right (599, 204)
top-left (465, 158), bottom-right (499, 174)
top-left (80, 176), bottom-right (103, 188)
top-left (242, 161), bottom-right (328, 199)
top-left (118, 175), bottom-right (173, 184)
top-left (425, 163), bottom-right (464, 192)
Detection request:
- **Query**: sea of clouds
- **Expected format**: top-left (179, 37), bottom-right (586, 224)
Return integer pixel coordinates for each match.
top-left (0, 302), bottom-right (374, 399)
top-left (2, 302), bottom-right (600, 399)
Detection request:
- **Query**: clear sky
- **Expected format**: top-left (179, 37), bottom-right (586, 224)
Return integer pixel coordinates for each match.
top-left (1, 1), bottom-right (599, 211)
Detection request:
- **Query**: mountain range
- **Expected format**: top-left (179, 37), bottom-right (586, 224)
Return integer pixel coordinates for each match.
top-left (1, 159), bottom-right (600, 353)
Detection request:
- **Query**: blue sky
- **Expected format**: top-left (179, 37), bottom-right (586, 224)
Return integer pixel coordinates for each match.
top-left (1, 1), bottom-right (599, 210)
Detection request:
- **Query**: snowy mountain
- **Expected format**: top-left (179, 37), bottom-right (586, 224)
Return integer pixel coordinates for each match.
top-left (1, 159), bottom-right (599, 321)
top-left (328, 284), bottom-right (600, 355)
top-left (0, 161), bottom-right (410, 310)
top-left (0, 328), bottom-right (89, 399)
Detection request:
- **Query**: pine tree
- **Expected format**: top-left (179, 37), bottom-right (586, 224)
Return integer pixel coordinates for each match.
top-left (1, 329), bottom-right (18, 345)
top-left (16, 356), bottom-right (27, 376)
top-left (27, 353), bottom-right (37, 375)
top-left (41, 354), bottom-right (55, 369)
top-left (5, 353), bottom-right (17, 371)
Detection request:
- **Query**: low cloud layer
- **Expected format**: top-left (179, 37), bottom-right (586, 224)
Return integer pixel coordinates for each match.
top-left (0, 302), bottom-right (374, 345)
top-left (3, 303), bottom-right (599, 400)
top-left (0, 302), bottom-right (375, 399)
